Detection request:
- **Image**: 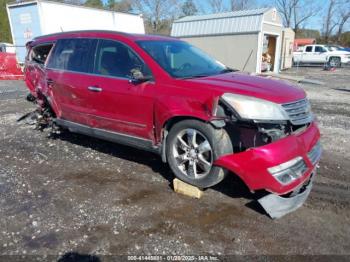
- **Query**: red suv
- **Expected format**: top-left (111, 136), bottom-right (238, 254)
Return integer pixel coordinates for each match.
top-left (24, 31), bottom-right (321, 218)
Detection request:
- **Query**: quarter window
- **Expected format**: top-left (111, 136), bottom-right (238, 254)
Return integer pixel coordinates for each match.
top-left (94, 39), bottom-right (151, 79)
top-left (30, 43), bottom-right (53, 65)
top-left (47, 38), bottom-right (95, 72)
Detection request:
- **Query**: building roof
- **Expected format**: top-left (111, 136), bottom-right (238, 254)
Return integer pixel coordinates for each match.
top-left (171, 8), bottom-right (273, 37)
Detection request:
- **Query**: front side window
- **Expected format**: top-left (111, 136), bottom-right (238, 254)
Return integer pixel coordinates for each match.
top-left (137, 40), bottom-right (228, 79)
top-left (47, 38), bottom-right (95, 72)
top-left (305, 46), bottom-right (313, 52)
top-left (94, 39), bottom-right (151, 79)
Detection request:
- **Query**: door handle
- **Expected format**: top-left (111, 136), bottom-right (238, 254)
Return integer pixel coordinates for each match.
top-left (88, 86), bottom-right (103, 92)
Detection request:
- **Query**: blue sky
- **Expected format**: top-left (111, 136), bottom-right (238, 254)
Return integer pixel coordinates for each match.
top-left (109, 0), bottom-right (343, 32)
top-left (195, 0), bottom-right (330, 31)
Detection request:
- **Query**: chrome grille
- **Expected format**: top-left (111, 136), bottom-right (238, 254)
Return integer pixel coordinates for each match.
top-left (308, 141), bottom-right (322, 165)
top-left (282, 99), bottom-right (313, 125)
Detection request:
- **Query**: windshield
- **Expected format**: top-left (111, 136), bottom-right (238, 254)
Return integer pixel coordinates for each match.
top-left (137, 40), bottom-right (231, 79)
top-left (326, 45), bottom-right (342, 51)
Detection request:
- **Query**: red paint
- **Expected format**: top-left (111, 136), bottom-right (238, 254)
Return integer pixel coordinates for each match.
top-left (25, 31), bottom-right (321, 195)
top-left (0, 52), bottom-right (24, 80)
top-left (215, 122), bottom-right (320, 195)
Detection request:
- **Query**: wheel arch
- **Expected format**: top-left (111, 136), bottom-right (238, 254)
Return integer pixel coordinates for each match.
top-left (160, 115), bottom-right (211, 163)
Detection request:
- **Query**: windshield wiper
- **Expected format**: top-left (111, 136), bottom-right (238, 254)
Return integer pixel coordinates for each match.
top-left (178, 74), bottom-right (211, 80)
top-left (219, 67), bottom-right (239, 74)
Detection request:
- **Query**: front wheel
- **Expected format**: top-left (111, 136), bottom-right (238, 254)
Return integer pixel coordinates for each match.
top-left (328, 57), bottom-right (341, 68)
top-left (166, 119), bottom-right (233, 188)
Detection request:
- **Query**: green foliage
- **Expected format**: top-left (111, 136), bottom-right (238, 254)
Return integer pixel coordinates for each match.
top-left (106, 0), bottom-right (132, 12)
top-left (0, 0), bottom-right (12, 42)
top-left (84, 0), bottom-right (103, 9)
top-left (339, 32), bottom-right (350, 47)
top-left (295, 29), bottom-right (321, 39)
top-left (181, 0), bottom-right (198, 17)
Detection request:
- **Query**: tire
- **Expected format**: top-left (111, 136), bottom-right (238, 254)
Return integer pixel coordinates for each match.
top-left (166, 119), bottom-right (233, 188)
top-left (328, 57), bottom-right (341, 68)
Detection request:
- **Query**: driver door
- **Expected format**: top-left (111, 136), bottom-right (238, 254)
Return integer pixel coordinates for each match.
top-left (87, 39), bottom-right (155, 140)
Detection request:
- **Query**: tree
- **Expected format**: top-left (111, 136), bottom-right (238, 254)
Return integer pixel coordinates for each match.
top-left (323, 0), bottom-right (337, 42)
top-left (132, 0), bottom-right (181, 33)
top-left (0, 0), bottom-right (12, 42)
top-left (181, 0), bottom-right (198, 16)
top-left (230, 0), bottom-right (252, 11)
top-left (208, 0), bottom-right (228, 13)
top-left (295, 28), bottom-right (321, 39)
top-left (275, 0), bottom-right (320, 33)
top-left (84, 0), bottom-right (103, 9)
top-left (106, 0), bottom-right (133, 12)
top-left (336, 1), bottom-right (350, 42)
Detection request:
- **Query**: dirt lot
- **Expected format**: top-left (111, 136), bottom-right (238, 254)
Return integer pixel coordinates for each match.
top-left (0, 67), bottom-right (349, 259)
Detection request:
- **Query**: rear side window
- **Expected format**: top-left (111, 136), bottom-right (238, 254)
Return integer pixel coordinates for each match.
top-left (30, 43), bottom-right (53, 65)
top-left (47, 38), bottom-right (96, 73)
top-left (305, 46), bottom-right (313, 52)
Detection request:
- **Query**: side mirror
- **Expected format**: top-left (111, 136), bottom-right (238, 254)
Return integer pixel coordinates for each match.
top-left (128, 68), bottom-right (152, 84)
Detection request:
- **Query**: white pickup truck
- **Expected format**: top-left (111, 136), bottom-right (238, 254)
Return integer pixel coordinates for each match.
top-left (293, 44), bottom-right (350, 67)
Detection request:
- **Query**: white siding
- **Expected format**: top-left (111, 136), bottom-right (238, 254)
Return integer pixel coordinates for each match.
top-left (171, 8), bottom-right (269, 37)
top-left (38, 1), bottom-right (145, 35)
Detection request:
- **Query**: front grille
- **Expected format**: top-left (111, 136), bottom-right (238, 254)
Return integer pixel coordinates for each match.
top-left (282, 98), bottom-right (313, 125)
top-left (308, 141), bottom-right (322, 165)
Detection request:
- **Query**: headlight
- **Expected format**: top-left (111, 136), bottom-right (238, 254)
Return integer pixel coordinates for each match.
top-left (268, 156), bottom-right (308, 185)
top-left (222, 93), bottom-right (289, 121)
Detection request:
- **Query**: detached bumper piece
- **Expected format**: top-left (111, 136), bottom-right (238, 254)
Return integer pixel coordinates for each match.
top-left (258, 175), bottom-right (313, 219)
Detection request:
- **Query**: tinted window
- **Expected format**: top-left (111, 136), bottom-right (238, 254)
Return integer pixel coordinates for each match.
top-left (137, 40), bottom-right (228, 79)
top-left (94, 39), bottom-right (151, 78)
top-left (305, 46), bottom-right (313, 52)
top-left (315, 46), bottom-right (326, 52)
top-left (48, 38), bottom-right (95, 72)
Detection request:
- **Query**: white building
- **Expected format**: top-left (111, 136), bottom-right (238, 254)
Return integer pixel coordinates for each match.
top-left (171, 8), bottom-right (290, 73)
top-left (7, 0), bottom-right (145, 62)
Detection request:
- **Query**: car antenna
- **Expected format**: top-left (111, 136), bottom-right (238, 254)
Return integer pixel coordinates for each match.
top-left (242, 49), bottom-right (254, 72)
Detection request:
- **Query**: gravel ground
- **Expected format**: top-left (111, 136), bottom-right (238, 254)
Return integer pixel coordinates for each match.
top-left (0, 67), bottom-right (349, 260)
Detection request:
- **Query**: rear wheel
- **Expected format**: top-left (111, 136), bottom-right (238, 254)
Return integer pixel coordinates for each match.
top-left (166, 119), bottom-right (233, 188)
top-left (329, 57), bottom-right (341, 68)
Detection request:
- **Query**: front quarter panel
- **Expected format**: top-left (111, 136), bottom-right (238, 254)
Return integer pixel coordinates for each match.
top-left (153, 82), bottom-right (218, 143)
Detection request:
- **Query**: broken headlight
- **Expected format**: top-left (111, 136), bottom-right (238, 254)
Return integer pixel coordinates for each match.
top-left (268, 156), bottom-right (308, 185)
top-left (222, 93), bottom-right (289, 121)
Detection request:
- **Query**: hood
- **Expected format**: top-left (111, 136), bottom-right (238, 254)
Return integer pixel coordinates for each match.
top-left (187, 72), bottom-right (306, 104)
top-left (329, 50), bottom-right (350, 55)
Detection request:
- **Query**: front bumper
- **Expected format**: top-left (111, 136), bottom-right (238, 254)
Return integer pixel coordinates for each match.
top-left (341, 57), bottom-right (350, 64)
top-left (215, 121), bottom-right (321, 195)
top-left (258, 173), bottom-right (314, 219)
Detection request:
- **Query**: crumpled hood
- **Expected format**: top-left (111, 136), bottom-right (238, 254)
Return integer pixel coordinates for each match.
top-left (189, 72), bottom-right (306, 104)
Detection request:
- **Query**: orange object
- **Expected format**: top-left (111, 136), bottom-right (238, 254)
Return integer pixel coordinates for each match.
top-left (0, 52), bottom-right (24, 80)
top-left (294, 38), bottom-right (316, 51)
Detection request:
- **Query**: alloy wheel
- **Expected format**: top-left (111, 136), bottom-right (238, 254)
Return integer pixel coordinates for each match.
top-left (172, 128), bottom-right (213, 179)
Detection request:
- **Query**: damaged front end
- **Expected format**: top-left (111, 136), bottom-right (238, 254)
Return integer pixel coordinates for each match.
top-left (213, 95), bottom-right (322, 218)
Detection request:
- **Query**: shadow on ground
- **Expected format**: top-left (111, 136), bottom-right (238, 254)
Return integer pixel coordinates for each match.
top-left (51, 130), bottom-right (268, 216)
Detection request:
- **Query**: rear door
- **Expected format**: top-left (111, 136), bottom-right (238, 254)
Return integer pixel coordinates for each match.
top-left (87, 39), bottom-right (155, 139)
top-left (45, 38), bottom-right (97, 125)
